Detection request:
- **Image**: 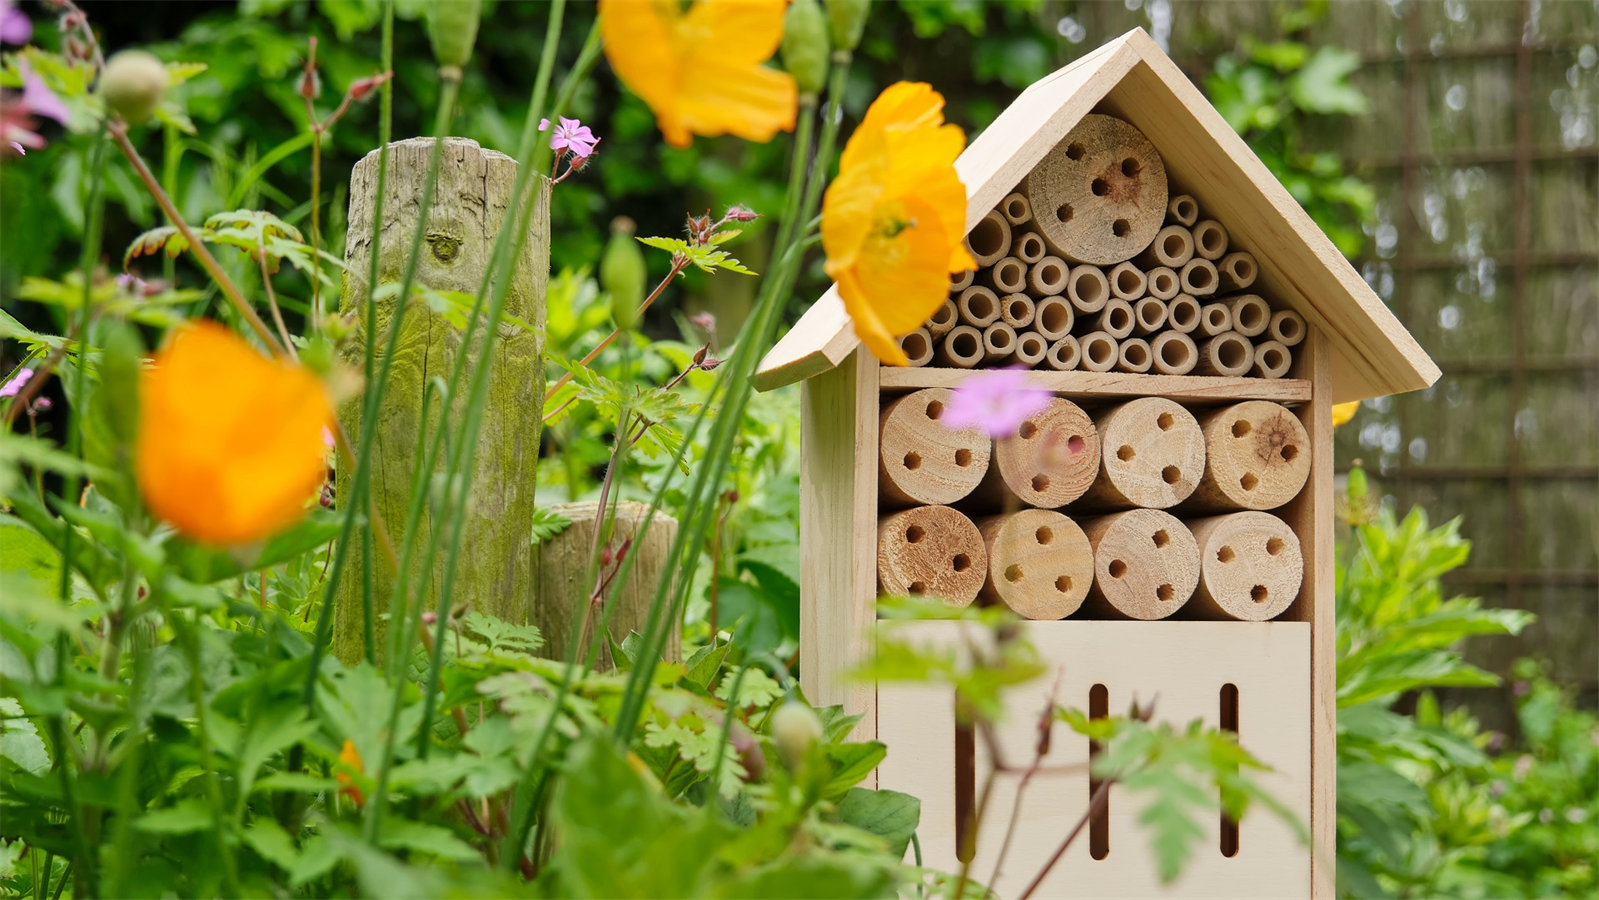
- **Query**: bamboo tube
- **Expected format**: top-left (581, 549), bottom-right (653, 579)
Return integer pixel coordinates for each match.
top-left (1001, 293), bottom-right (1036, 329)
top-left (1095, 298), bottom-right (1135, 339)
top-left (950, 268), bottom-right (975, 292)
top-left (982, 322), bottom-right (1017, 363)
top-left (1191, 219), bottom-right (1228, 260)
top-left (938, 325), bottom-right (985, 368)
top-left (1029, 256), bottom-right (1070, 296)
top-left (976, 397), bottom-right (1101, 508)
top-left (1078, 331), bottom-right (1119, 373)
top-left (1014, 330), bottom-right (1048, 367)
top-left (877, 505), bottom-right (986, 607)
top-left (1180, 258), bottom-right (1219, 296)
top-left (1186, 512), bottom-right (1302, 621)
top-left (1197, 302), bottom-right (1233, 337)
top-left (898, 328), bottom-right (934, 368)
top-left (1224, 294), bottom-right (1271, 338)
top-left (1132, 297), bottom-right (1167, 335)
top-left (1014, 231), bottom-right (1047, 265)
top-left (1166, 194), bottom-right (1198, 227)
top-left (1181, 401), bottom-right (1311, 513)
top-left (1045, 336), bottom-right (1080, 371)
top-left (1251, 339), bottom-right (1293, 380)
top-left (1079, 397), bottom-right (1206, 509)
top-left (1145, 265), bottom-right (1180, 300)
top-left (1268, 309), bottom-right (1306, 347)
top-left (878, 388), bottom-right (992, 506)
top-left (1217, 251), bottom-right (1257, 291)
top-left (1024, 114), bottom-right (1169, 265)
top-left (1115, 337), bottom-right (1153, 374)
top-left (1080, 510), bottom-right (1199, 620)
top-left (1066, 266), bottom-right (1110, 313)
top-left (1194, 332), bottom-right (1254, 377)
top-left (977, 510), bottom-right (1094, 620)
top-left (1108, 262), bottom-right (1147, 301)
top-left (927, 298), bottom-right (959, 338)
top-left (990, 256), bottom-right (1029, 294)
top-left (966, 209), bottom-right (1012, 267)
top-left (1166, 295), bottom-right (1201, 333)
top-left (958, 285), bottom-right (1001, 327)
top-left (1000, 192), bottom-right (1033, 226)
top-left (1150, 331), bottom-right (1198, 375)
top-left (1032, 295), bottom-right (1073, 340)
top-left (1136, 224), bottom-right (1195, 269)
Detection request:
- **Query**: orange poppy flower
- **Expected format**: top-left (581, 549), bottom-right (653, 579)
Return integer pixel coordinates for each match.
top-left (1331, 401), bottom-right (1359, 428)
top-left (598, 0), bottom-right (797, 148)
top-left (136, 320), bottom-right (333, 546)
top-left (822, 82), bottom-right (974, 366)
top-left (336, 739), bottom-right (365, 807)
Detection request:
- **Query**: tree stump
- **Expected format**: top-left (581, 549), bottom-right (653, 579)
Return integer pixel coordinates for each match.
top-left (334, 137), bottom-right (549, 664)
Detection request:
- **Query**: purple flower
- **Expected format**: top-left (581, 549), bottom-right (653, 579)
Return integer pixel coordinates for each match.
top-left (31, 396), bottom-right (50, 411)
top-left (941, 367), bottom-right (1052, 439)
top-left (539, 115), bottom-right (598, 158)
top-left (20, 62), bottom-right (68, 125)
top-left (0, 366), bottom-right (35, 398)
top-left (0, 1), bottom-right (31, 46)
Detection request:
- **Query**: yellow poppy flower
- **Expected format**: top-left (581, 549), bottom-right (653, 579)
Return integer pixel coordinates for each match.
top-left (136, 320), bottom-right (333, 546)
top-left (336, 739), bottom-right (365, 807)
top-left (823, 82), bottom-right (975, 366)
top-left (1332, 401), bottom-right (1360, 428)
top-left (599, 0), bottom-right (797, 149)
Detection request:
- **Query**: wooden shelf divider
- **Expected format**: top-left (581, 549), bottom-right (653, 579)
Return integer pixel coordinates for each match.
top-left (877, 364), bottom-right (1312, 404)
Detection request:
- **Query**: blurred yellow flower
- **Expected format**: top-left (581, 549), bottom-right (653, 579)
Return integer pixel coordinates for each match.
top-left (1332, 401), bottom-right (1360, 428)
top-left (336, 739), bottom-right (365, 807)
top-left (136, 320), bottom-right (333, 546)
top-left (823, 82), bottom-right (974, 366)
top-left (598, 0), bottom-right (797, 149)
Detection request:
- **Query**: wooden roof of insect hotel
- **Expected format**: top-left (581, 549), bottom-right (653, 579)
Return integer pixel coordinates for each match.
top-left (754, 28), bottom-right (1440, 404)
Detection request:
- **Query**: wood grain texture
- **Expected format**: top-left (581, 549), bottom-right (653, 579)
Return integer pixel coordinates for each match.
top-left (977, 397), bottom-right (1101, 508)
top-left (877, 367), bottom-right (1313, 404)
top-left (879, 388), bottom-right (991, 507)
top-left (335, 138), bottom-right (548, 664)
top-left (877, 506), bottom-right (986, 608)
top-left (1081, 397), bottom-right (1206, 509)
top-left (1182, 400), bottom-right (1311, 513)
top-left (1025, 114), bottom-right (1169, 265)
top-left (1081, 509), bottom-right (1199, 619)
top-left (1186, 511), bottom-right (1302, 621)
top-left (976, 510), bottom-right (1093, 619)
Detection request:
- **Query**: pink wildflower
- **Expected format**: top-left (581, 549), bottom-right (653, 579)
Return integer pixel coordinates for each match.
top-left (2, 62), bottom-right (67, 156)
top-left (1, 0), bottom-right (31, 45)
top-left (1, 366), bottom-right (35, 398)
top-left (20, 63), bottom-right (68, 125)
top-left (941, 367), bottom-right (1051, 439)
top-left (539, 116), bottom-right (598, 158)
top-left (321, 425), bottom-right (335, 449)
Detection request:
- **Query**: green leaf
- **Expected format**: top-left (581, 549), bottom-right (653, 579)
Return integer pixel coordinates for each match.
top-left (636, 236), bottom-right (758, 276)
top-left (715, 666), bottom-right (784, 710)
top-left (0, 697), bottom-right (50, 775)
top-left (251, 772), bottom-right (341, 795)
top-left (167, 509), bottom-right (341, 583)
top-left (682, 640), bottom-right (731, 690)
top-left (377, 820), bottom-right (480, 862)
top-left (135, 798), bottom-right (213, 834)
top-left (834, 787), bottom-right (920, 857)
top-left (124, 225), bottom-right (191, 268)
top-left (823, 742), bottom-right (888, 799)
top-left (1288, 47), bottom-right (1369, 115)
top-left (242, 819), bottom-right (300, 869)
top-left (529, 505), bottom-right (573, 546)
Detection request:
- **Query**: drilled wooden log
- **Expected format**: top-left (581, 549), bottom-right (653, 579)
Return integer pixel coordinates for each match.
top-left (965, 209), bottom-right (1012, 267)
top-left (1180, 258), bottom-right (1219, 296)
top-left (1150, 331), bottom-right (1198, 375)
top-left (1225, 294), bottom-right (1271, 338)
top-left (877, 506), bottom-right (986, 607)
top-left (1000, 293), bottom-right (1036, 329)
top-left (1194, 331), bottom-right (1254, 377)
top-left (1116, 337), bottom-right (1153, 374)
top-left (1166, 194), bottom-right (1198, 226)
top-left (1080, 397), bottom-right (1205, 509)
top-left (1066, 266), bottom-right (1110, 313)
top-left (1132, 297), bottom-right (1167, 336)
top-left (879, 388), bottom-right (991, 506)
top-left (983, 322), bottom-right (1017, 363)
top-left (1167, 294), bottom-right (1201, 333)
top-left (937, 325), bottom-right (984, 368)
top-left (1145, 265), bottom-right (1180, 301)
top-left (990, 256), bottom-right (1029, 295)
top-left (1078, 331), bottom-right (1119, 373)
top-left (1013, 231), bottom-right (1047, 265)
top-left (1033, 295), bottom-right (1073, 340)
top-left (1217, 251), bottom-right (1257, 292)
top-left (1186, 512), bottom-right (1302, 621)
top-left (1014, 330), bottom-right (1048, 367)
top-left (1252, 339), bottom-right (1292, 379)
top-left (1024, 114), bottom-right (1169, 265)
top-left (1095, 298), bottom-right (1135, 339)
top-left (999, 192), bottom-right (1032, 226)
top-left (1197, 302), bottom-right (1233, 337)
top-left (977, 510), bottom-right (1094, 620)
top-left (534, 501), bottom-right (678, 670)
top-left (1029, 256), bottom-right (1070, 297)
top-left (927, 298), bottom-right (958, 338)
top-left (1080, 510), bottom-right (1199, 620)
top-left (1108, 262), bottom-right (1147, 301)
top-left (1268, 309), bottom-right (1306, 347)
top-left (1045, 335), bottom-right (1080, 371)
top-left (975, 396), bottom-right (1101, 508)
top-left (957, 285), bottom-right (1001, 328)
top-left (336, 137), bottom-right (548, 664)
top-left (1181, 401), bottom-right (1312, 512)
top-left (1136, 224), bottom-right (1195, 269)
top-left (898, 327), bottom-right (934, 367)
top-left (1191, 219), bottom-right (1228, 260)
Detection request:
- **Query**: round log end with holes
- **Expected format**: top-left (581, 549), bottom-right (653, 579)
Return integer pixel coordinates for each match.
top-left (1253, 339), bottom-right (1293, 379)
top-left (1133, 297), bottom-right (1168, 335)
top-left (1108, 262), bottom-right (1148, 301)
top-left (1186, 401), bottom-right (1312, 512)
top-left (927, 298), bottom-right (959, 338)
top-left (938, 325), bottom-right (985, 368)
top-left (1217, 251), bottom-right (1258, 291)
top-left (1180, 258), bottom-right (1219, 297)
top-left (1116, 337), bottom-right (1153, 373)
top-left (1150, 331), bottom-right (1198, 375)
top-left (1078, 331), bottom-right (1119, 373)
top-left (1029, 256), bottom-right (1070, 297)
top-left (1082, 397), bottom-right (1206, 509)
top-left (958, 286), bottom-right (1001, 328)
top-left (1195, 331), bottom-right (1255, 377)
top-left (1081, 509), bottom-right (1199, 620)
top-left (1066, 266), bottom-right (1110, 313)
top-left (983, 322), bottom-right (1017, 363)
top-left (878, 388), bottom-right (992, 506)
top-left (991, 256), bottom-right (1029, 294)
top-left (1225, 294), bottom-right (1271, 338)
top-left (977, 510), bottom-right (1094, 619)
top-left (898, 328), bottom-right (934, 368)
top-left (1137, 224), bottom-right (1196, 269)
top-left (1014, 231), bottom-right (1047, 265)
top-left (1269, 309), bottom-right (1306, 347)
top-left (981, 396), bottom-right (1101, 508)
top-left (1197, 302), bottom-right (1233, 337)
top-left (950, 268), bottom-right (975, 293)
top-left (1045, 335), bottom-right (1080, 371)
top-left (1024, 114), bottom-right (1169, 265)
top-left (877, 506), bottom-right (986, 607)
top-left (1033, 295), bottom-right (1074, 340)
top-left (1166, 194), bottom-right (1199, 227)
top-left (1188, 512), bottom-right (1303, 621)
top-left (1096, 298), bottom-right (1136, 339)
top-left (1001, 293), bottom-right (1036, 329)
top-left (1166, 294), bottom-right (1201, 334)
top-left (1014, 330), bottom-right (1048, 367)
top-left (1146, 266), bottom-right (1180, 301)
top-left (965, 209), bottom-right (1012, 267)
top-left (1001, 192), bottom-right (1033, 226)
top-left (1190, 219), bottom-right (1229, 260)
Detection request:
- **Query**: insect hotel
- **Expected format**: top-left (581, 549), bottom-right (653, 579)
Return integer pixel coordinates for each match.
top-left (755, 30), bottom-right (1438, 899)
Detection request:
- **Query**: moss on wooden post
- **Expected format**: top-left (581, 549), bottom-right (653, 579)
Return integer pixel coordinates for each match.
top-left (334, 137), bottom-right (548, 664)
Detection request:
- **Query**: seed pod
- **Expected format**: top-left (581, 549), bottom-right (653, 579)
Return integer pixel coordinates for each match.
top-left (427, 0), bottom-right (481, 70)
top-left (824, 0), bottom-right (870, 52)
top-left (782, 0), bottom-right (830, 95)
top-left (100, 50), bottom-right (168, 125)
top-left (601, 217), bottom-right (645, 330)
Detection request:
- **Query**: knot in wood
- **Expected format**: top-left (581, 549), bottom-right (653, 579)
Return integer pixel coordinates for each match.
top-left (426, 231), bottom-right (463, 263)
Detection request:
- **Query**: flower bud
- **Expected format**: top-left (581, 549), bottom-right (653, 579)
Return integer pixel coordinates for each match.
top-left (100, 50), bottom-right (168, 125)
top-left (770, 700), bottom-right (823, 760)
top-left (427, 0), bottom-right (481, 71)
top-left (601, 216), bottom-right (646, 331)
top-left (824, 0), bottom-right (870, 53)
top-left (781, 0), bottom-right (829, 96)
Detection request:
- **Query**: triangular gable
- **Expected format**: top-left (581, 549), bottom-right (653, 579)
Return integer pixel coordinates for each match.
top-left (754, 29), bottom-right (1440, 404)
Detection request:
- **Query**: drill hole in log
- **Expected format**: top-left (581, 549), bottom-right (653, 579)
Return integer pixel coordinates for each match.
top-left (1111, 219), bottom-right (1130, 237)
top-left (926, 400), bottom-right (944, 420)
top-left (906, 525), bottom-right (925, 544)
top-left (1152, 529), bottom-right (1170, 548)
top-left (1266, 537), bottom-right (1285, 556)
top-left (1117, 445), bottom-right (1136, 462)
top-left (1056, 203), bottom-right (1073, 224)
top-left (1240, 472), bottom-right (1259, 491)
top-left (955, 449), bottom-right (973, 467)
top-left (903, 451), bottom-right (922, 470)
top-left (1281, 444), bottom-right (1299, 462)
top-left (1108, 559), bottom-right (1128, 578)
top-left (1156, 583), bottom-right (1175, 602)
top-left (1066, 142), bottom-right (1085, 160)
top-left (1005, 564), bottom-right (1024, 583)
top-left (1162, 465), bottom-right (1182, 484)
top-left (1036, 526), bottom-right (1054, 545)
top-left (1068, 435), bottom-right (1086, 454)
top-left (1121, 157), bottom-right (1141, 177)
top-left (1056, 575), bottom-right (1072, 593)
top-left (1031, 474), bottom-right (1051, 493)
top-left (1232, 419), bottom-right (1252, 437)
top-left (969, 216), bottom-right (1008, 260)
top-left (1251, 585), bottom-right (1269, 603)
top-left (909, 581), bottom-right (926, 594)
top-left (953, 554), bottom-right (972, 573)
top-left (1157, 412), bottom-right (1175, 431)
top-left (1091, 178), bottom-right (1109, 197)
top-left (1217, 545), bottom-right (1236, 562)
top-left (1019, 421), bottom-right (1038, 440)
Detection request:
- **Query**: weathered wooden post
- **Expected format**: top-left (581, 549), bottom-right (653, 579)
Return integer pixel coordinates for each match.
top-left (335, 137), bottom-right (548, 663)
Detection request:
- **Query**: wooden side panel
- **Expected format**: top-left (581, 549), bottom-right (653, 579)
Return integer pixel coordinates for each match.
top-left (878, 620), bottom-right (1311, 898)
top-left (1280, 329), bottom-right (1336, 898)
top-left (799, 348), bottom-right (880, 748)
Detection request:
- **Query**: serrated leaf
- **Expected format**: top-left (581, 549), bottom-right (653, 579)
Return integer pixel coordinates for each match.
top-left (135, 798), bottom-right (213, 834)
top-left (0, 697), bottom-right (49, 775)
top-left (124, 226), bottom-right (191, 268)
top-left (530, 505), bottom-right (573, 546)
top-left (635, 236), bottom-right (758, 276)
top-left (165, 61), bottom-right (209, 85)
top-left (715, 666), bottom-right (783, 710)
top-left (242, 819), bottom-right (300, 869)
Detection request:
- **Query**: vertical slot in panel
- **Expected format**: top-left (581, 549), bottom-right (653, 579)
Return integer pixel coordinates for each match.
top-left (955, 717), bottom-right (975, 863)
top-left (1220, 682), bottom-right (1240, 857)
top-left (1089, 683), bottom-right (1110, 860)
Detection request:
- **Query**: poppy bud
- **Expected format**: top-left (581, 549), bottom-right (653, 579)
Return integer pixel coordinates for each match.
top-left (824, 0), bottom-right (870, 53)
top-left (1346, 463), bottom-right (1368, 504)
top-left (600, 217), bottom-right (645, 331)
top-left (427, 0), bottom-right (481, 71)
top-left (100, 50), bottom-right (168, 125)
top-left (781, 0), bottom-right (829, 96)
top-left (770, 700), bottom-right (823, 761)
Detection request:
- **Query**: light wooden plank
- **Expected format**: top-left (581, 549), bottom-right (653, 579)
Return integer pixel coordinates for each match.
top-left (878, 365), bottom-right (1312, 404)
top-left (799, 348), bottom-right (880, 747)
top-left (754, 288), bottom-right (857, 392)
